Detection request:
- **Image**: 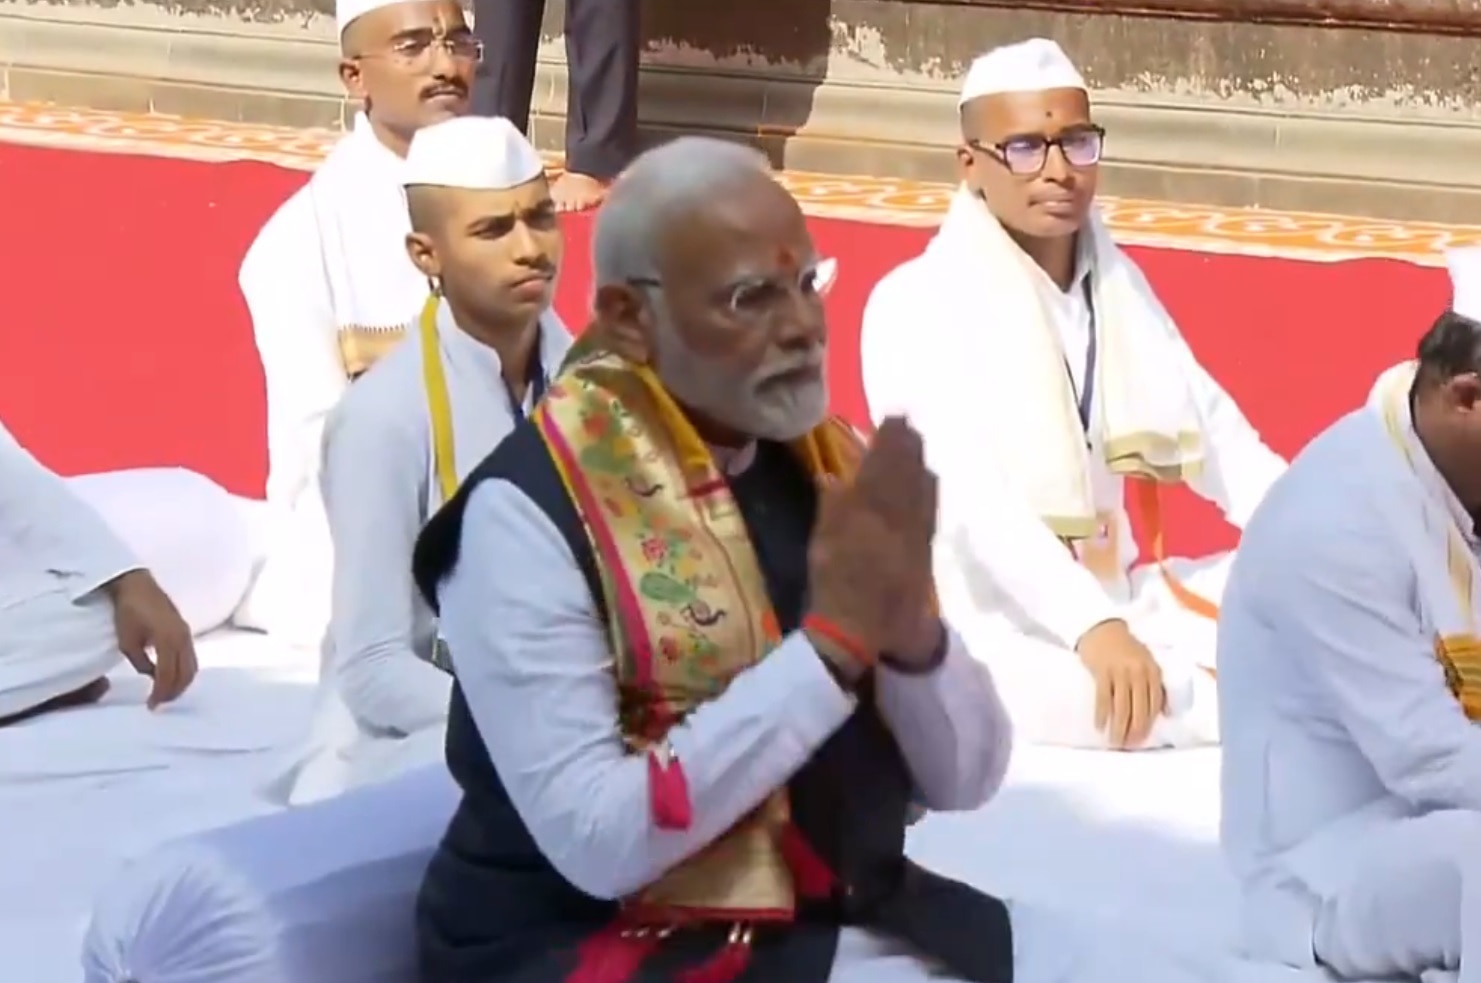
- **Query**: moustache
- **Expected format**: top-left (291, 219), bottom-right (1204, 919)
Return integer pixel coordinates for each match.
top-left (758, 353), bottom-right (826, 387)
top-left (512, 263), bottom-right (557, 283)
top-left (420, 79), bottom-right (468, 101)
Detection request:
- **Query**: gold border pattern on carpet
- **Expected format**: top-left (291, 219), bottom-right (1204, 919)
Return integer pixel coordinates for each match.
top-left (2, 101), bottom-right (1479, 266)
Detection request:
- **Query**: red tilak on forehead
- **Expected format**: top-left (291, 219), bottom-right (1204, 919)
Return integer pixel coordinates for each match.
top-left (775, 245), bottom-right (801, 273)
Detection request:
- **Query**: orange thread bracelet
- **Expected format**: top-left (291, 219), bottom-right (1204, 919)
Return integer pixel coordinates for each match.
top-left (802, 614), bottom-right (875, 668)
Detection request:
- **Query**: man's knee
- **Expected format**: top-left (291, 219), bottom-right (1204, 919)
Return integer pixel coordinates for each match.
top-left (1315, 811), bottom-right (1481, 978)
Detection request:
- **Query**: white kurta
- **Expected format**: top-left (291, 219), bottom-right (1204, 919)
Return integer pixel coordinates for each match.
top-left (275, 303), bottom-right (573, 806)
top-left (1220, 404), bottom-right (1481, 982)
top-left (235, 117), bottom-right (428, 650)
top-left (438, 473), bottom-right (1033, 981)
top-left (0, 424), bottom-right (254, 719)
top-left (861, 233), bottom-right (1286, 751)
top-left (236, 184), bottom-right (350, 649)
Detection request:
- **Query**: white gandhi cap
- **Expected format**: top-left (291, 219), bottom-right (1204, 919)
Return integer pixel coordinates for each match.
top-left (403, 116), bottom-right (545, 190)
top-left (336, 0), bottom-right (405, 35)
top-left (958, 38), bottom-right (1087, 108)
top-left (1448, 245), bottom-right (1481, 323)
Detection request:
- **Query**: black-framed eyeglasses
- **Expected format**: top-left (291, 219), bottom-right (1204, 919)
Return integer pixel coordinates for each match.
top-left (357, 34), bottom-right (484, 67)
top-left (968, 125), bottom-right (1105, 176)
top-left (628, 258), bottom-right (833, 323)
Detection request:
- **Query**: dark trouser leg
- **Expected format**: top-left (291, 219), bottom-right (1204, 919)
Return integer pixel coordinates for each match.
top-left (470, 0), bottom-right (546, 130)
top-left (0, 677), bottom-right (110, 728)
top-left (561, 0), bottom-right (639, 179)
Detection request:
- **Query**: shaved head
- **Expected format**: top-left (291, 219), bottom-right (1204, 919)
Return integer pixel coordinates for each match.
top-left (405, 184), bottom-right (448, 234)
top-left (403, 176), bottom-right (563, 335)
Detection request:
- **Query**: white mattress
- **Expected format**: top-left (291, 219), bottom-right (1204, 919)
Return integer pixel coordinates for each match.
top-left (2, 627), bottom-right (1306, 983)
top-left (0, 628), bottom-right (319, 983)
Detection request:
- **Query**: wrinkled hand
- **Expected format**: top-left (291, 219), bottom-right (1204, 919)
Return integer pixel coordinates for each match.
top-left (807, 417), bottom-right (939, 672)
top-left (1076, 619), bottom-right (1165, 749)
top-left (107, 570), bottom-right (197, 710)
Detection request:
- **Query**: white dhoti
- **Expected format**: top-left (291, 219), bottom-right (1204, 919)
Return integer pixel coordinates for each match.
top-left (67, 468), bottom-right (258, 635)
top-left (1250, 809), bottom-right (1481, 983)
top-left (0, 468), bottom-right (257, 721)
top-left (949, 552), bottom-right (1227, 751)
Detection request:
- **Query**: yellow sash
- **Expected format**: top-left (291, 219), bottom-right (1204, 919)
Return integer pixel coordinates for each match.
top-left (418, 295), bottom-right (461, 506)
top-left (1377, 365), bottom-right (1481, 720)
top-left (533, 349), bottom-right (862, 925)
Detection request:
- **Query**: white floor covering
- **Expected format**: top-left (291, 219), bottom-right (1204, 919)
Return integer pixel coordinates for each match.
top-left (0, 627), bottom-right (1318, 983)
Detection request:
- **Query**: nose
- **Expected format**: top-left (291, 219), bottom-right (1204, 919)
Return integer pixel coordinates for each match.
top-left (1041, 143), bottom-right (1072, 182)
top-left (773, 280), bottom-right (827, 350)
top-left (510, 221), bottom-right (543, 264)
top-left (427, 39), bottom-right (458, 76)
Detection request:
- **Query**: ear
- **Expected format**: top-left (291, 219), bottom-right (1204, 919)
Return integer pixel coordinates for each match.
top-left (1448, 372), bottom-right (1481, 412)
top-left (338, 57), bottom-right (368, 102)
top-left (404, 232), bottom-right (440, 281)
top-left (955, 143), bottom-right (978, 186)
top-left (593, 283), bottom-right (654, 365)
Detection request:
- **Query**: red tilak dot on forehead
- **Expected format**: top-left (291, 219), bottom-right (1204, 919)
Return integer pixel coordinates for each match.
top-left (775, 245), bottom-right (800, 273)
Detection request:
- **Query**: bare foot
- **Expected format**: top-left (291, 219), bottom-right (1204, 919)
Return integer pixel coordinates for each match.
top-left (0, 676), bottom-right (110, 727)
top-left (552, 171), bottom-right (608, 213)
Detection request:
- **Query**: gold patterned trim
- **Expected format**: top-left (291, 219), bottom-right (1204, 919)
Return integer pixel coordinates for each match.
top-left (338, 325), bottom-right (408, 377)
top-left (4, 101), bottom-right (1481, 262)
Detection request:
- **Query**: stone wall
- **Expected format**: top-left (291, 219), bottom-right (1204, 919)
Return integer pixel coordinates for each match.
top-left (1, 0), bottom-right (1477, 219)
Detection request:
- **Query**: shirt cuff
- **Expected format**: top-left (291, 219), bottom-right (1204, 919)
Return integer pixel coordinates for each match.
top-left (771, 630), bottom-right (858, 752)
top-left (1055, 601), bottom-right (1124, 652)
top-left (67, 562), bottom-right (145, 603)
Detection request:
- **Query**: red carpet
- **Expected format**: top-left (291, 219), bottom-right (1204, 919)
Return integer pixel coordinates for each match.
top-left (0, 141), bottom-right (1452, 556)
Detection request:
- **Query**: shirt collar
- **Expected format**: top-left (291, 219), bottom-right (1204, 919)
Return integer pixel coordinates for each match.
top-left (1017, 228), bottom-right (1093, 296)
top-left (1399, 391), bottom-right (1479, 548)
top-left (1071, 233), bottom-right (1094, 291)
top-left (437, 298), bottom-right (556, 394)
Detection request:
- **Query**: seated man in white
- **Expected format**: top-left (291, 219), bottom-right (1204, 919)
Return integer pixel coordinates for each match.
top-left (861, 38), bottom-right (1286, 751)
top-left (273, 117), bottom-right (573, 805)
top-left (0, 422), bottom-right (233, 724)
top-left (235, 0), bottom-right (482, 647)
top-left (1219, 246), bottom-right (1481, 983)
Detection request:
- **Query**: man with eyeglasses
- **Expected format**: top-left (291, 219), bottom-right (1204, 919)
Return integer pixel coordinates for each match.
top-left (233, 0), bottom-right (483, 648)
top-left (407, 136), bottom-right (1053, 983)
top-left (267, 116), bottom-right (572, 806)
top-left (861, 38), bottom-right (1286, 752)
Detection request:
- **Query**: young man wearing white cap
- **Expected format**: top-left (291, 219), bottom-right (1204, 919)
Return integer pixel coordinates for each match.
top-left (1218, 245), bottom-right (1481, 983)
top-left (270, 116), bottom-right (573, 805)
top-left (233, 0), bottom-right (482, 649)
top-left (860, 37), bottom-right (1286, 752)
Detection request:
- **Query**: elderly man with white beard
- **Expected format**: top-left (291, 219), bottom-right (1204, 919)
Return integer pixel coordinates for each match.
top-left (405, 137), bottom-right (1050, 983)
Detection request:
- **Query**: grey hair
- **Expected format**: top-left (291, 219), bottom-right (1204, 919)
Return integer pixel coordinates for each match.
top-left (590, 137), bottom-right (772, 291)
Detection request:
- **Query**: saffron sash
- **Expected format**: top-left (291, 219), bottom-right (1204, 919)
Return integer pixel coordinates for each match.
top-left (533, 348), bottom-right (862, 925)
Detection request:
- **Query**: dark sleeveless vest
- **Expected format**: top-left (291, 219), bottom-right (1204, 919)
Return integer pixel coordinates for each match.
top-left (410, 420), bottom-right (1014, 983)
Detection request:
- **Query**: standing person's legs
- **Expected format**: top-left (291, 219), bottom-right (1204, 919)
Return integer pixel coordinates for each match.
top-left (555, 0), bottom-right (639, 210)
top-left (470, 0), bottom-right (546, 128)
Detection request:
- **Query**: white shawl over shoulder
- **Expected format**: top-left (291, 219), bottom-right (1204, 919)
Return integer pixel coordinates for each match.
top-left (922, 188), bottom-right (1206, 538)
top-left (309, 113), bottom-right (430, 375)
